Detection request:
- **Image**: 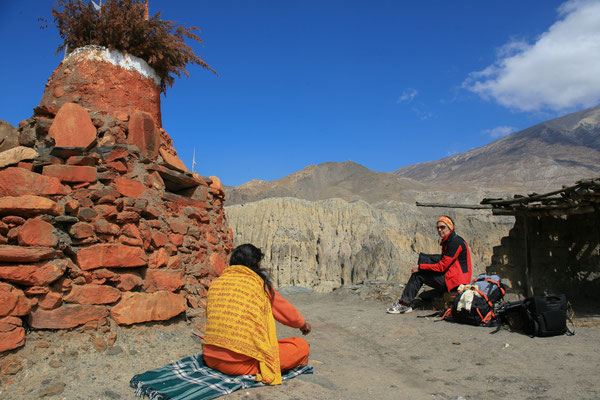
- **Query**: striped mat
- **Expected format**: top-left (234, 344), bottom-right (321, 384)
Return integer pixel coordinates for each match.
top-left (130, 353), bottom-right (313, 400)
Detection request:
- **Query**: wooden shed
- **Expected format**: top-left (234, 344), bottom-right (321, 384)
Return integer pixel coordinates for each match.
top-left (481, 177), bottom-right (600, 301)
top-left (418, 177), bottom-right (600, 303)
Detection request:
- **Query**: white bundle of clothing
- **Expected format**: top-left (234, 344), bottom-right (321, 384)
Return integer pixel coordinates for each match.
top-left (456, 284), bottom-right (481, 312)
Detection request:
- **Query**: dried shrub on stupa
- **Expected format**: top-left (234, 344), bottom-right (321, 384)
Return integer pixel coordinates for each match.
top-left (52, 0), bottom-right (216, 93)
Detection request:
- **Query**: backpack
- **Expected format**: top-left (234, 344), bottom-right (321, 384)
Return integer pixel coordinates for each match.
top-left (472, 274), bottom-right (506, 303)
top-left (494, 300), bottom-right (526, 332)
top-left (521, 294), bottom-right (573, 337)
top-left (443, 274), bottom-right (506, 326)
top-left (494, 295), bottom-right (575, 337)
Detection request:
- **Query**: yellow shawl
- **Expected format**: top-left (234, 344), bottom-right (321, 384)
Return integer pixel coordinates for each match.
top-left (204, 265), bottom-right (281, 385)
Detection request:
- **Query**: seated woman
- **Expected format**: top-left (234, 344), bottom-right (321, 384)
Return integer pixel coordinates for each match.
top-left (203, 244), bottom-right (311, 385)
top-left (387, 215), bottom-right (472, 314)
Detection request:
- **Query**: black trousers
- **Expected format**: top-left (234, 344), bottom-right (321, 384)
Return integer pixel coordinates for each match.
top-left (399, 253), bottom-right (447, 305)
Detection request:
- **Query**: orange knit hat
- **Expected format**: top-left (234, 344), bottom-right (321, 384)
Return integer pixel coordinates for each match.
top-left (436, 216), bottom-right (454, 232)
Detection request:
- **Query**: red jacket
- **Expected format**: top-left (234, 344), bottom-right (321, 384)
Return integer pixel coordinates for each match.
top-left (419, 230), bottom-right (472, 291)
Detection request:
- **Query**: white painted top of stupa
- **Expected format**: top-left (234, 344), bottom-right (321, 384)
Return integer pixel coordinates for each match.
top-left (66, 45), bottom-right (161, 85)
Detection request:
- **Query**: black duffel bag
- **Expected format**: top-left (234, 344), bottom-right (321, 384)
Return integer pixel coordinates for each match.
top-left (521, 294), bottom-right (574, 337)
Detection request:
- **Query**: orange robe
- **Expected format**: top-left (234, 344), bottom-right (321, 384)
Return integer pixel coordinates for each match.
top-left (203, 289), bottom-right (309, 376)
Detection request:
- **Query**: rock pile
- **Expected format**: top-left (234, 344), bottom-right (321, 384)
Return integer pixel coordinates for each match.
top-left (0, 143), bottom-right (232, 353)
top-left (0, 47), bottom-right (232, 353)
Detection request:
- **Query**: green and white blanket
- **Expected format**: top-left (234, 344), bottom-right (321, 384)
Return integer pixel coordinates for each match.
top-left (130, 353), bottom-right (313, 400)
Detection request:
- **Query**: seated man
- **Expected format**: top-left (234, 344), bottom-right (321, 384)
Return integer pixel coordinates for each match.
top-left (387, 216), bottom-right (472, 314)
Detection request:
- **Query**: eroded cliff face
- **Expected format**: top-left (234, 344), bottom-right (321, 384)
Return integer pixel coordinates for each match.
top-left (226, 197), bottom-right (512, 292)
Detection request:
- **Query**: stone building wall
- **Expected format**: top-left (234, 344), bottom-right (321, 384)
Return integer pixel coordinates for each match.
top-left (488, 212), bottom-right (600, 301)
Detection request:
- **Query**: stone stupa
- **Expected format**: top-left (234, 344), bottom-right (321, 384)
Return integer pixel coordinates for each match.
top-left (0, 46), bottom-right (233, 353)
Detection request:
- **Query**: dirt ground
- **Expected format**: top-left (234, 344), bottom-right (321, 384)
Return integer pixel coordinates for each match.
top-left (1, 289), bottom-right (599, 400)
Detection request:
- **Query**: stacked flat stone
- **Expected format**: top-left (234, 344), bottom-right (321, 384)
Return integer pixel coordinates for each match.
top-left (0, 143), bottom-right (232, 352)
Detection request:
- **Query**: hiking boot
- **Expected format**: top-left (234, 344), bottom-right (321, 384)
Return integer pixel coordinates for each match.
top-left (386, 302), bottom-right (413, 314)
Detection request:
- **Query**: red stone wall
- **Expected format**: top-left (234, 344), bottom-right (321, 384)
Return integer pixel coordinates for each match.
top-left (0, 145), bottom-right (233, 352)
top-left (0, 50), bottom-right (233, 353)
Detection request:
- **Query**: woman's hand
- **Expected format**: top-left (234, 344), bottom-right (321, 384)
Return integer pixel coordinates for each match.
top-left (300, 322), bottom-right (311, 335)
top-left (411, 265), bottom-right (419, 274)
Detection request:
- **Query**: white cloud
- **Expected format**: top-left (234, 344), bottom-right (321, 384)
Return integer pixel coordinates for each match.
top-left (495, 40), bottom-right (530, 58)
top-left (481, 126), bottom-right (515, 138)
top-left (397, 88), bottom-right (434, 119)
top-left (411, 106), bottom-right (434, 120)
top-left (397, 88), bottom-right (418, 103)
top-left (464, 0), bottom-right (600, 112)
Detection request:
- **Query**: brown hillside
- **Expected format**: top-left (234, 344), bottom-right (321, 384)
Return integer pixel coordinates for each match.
top-left (226, 161), bottom-right (432, 205)
top-left (394, 106), bottom-right (600, 192)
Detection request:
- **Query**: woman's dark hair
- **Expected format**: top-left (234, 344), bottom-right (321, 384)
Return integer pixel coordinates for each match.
top-left (230, 244), bottom-right (274, 297)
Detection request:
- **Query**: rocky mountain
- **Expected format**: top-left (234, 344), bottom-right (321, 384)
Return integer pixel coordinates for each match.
top-left (395, 106), bottom-right (600, 192)
top-left (225, 160), bottom-right (504, 206)
top-left (228, 107), bottom-right (600, 208)
top-left (226, 161), bottom-right (430, 205)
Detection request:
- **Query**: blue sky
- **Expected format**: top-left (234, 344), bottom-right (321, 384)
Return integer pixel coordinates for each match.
top-left (1, 0), bottom-right (599, 186)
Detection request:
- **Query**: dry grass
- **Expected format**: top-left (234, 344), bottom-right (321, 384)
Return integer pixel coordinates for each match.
top-left (52, 0), bottom-right (215, 93)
